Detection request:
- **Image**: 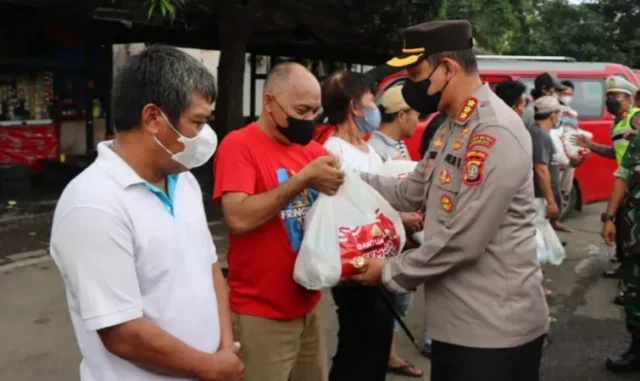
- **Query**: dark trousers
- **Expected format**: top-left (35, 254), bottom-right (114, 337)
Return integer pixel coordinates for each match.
top-left (430, 335), bottom-right (545, 381)
top-left (329, 286), bottom-right (394, 381)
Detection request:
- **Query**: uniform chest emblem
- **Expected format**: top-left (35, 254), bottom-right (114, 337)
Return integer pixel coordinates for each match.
top-left (456, 97), bottom-right (478, 124)
top-left (433, 137), bottom-right (443, 148)
top-left (463, 150), bottom-right (488, 186)
top-left (461, 127), bottom-right (469, 136)
top-left (468, 133), bottom-right (496, 149)
top-left (438, 169), bottom-right (451, 185)
top-left (453, 140), bottom-right (463, 150)
top-left (440, 194), bottom-right (454, 213)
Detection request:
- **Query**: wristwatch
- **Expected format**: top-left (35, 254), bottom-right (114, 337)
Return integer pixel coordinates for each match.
top-left (601, 213), bottom-right (615, 223)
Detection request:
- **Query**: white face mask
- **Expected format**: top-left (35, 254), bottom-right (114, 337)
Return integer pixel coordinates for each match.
top-left (155, 114), bottom-right (218, 169)
top-left (559, 95), bottom-right (572, 105)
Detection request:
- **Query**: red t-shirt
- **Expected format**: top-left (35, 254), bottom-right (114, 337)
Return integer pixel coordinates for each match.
top-left (213, 123), bottom-right (326, 320)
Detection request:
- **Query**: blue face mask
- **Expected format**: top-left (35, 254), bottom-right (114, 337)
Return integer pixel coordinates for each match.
top-left (354, 105), bottom-right (381, 133)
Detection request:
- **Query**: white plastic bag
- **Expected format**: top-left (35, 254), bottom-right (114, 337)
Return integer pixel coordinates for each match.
top-left (378, 159), bottom-right (425, 244)
top-left (533, 199), bottom-right (566, 266)
top-left (550, 129), bottom-right (570, 167)
top-left (293, 168), bottom-right (406, 290)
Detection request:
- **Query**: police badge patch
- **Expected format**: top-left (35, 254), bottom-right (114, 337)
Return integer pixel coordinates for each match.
top-left (463, 150), bottom-right (487, 186)
top-left (440, 194), bottom-right (454, 213)
top-left (467, 134), bottom-right (496, 149)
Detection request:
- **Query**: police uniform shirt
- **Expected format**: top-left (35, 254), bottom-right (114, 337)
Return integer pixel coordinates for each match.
top-left (361, 84), bottom-right (550, 349)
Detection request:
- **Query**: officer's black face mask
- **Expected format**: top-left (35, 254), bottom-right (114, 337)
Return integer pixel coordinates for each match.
top-left (401, 62), bottom-right (451, 115)
top-left (606, 99), bottom-right (621, 116)
top-left (271, 98), bottom-right (314, 146)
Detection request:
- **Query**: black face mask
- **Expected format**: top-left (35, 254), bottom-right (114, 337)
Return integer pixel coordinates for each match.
top-left (606, 99), bottom-right (621, 116)
top-left (276, 117), bottom-right (314, 146)
top-left (401, 63), bottom-right (450, 115)
top-left (271, 99), bottom-right (314, 146)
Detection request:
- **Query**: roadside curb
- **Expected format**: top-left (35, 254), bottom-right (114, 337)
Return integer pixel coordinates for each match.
top-left (0, 249), bottom-right (50, 271)
top-left (0, 212), bottom-right (53, 224)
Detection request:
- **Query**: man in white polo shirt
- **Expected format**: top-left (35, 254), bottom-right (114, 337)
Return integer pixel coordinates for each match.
top-left (49, 46), bottom-right (243, 381)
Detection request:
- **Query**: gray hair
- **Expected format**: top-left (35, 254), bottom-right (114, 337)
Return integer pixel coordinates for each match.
top-left (112, 45), bottom-right (217, 131)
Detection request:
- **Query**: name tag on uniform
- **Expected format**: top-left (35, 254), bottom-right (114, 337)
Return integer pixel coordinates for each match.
top-left (444, 154), bottom-right (462, 168)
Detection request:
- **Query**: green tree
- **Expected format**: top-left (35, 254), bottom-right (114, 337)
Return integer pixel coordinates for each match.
top-left (511, 0), bottom-right (614, 62)
top-left (437, 0), bottom-right (522, 53)
top-left (599, 0), bottom-right (640, 67)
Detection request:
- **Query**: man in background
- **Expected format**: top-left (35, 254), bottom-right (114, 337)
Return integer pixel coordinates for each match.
top-left (370, 85), bottom-right (419, 160)
top-left (552, 80), bottom-right (586, 232)
top-left (530, 96), bottom-right (561, 231)
top-left (495, 79), bottom-right (527, 117)
top-left (575, 76), bottom-right (640, 283)
top-left (601, 130), bottom-right (640, 373)
top-left (522, 72), bottom-right (568, 129)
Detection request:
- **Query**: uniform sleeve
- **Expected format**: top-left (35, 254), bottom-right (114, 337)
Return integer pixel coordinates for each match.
top-left (50, 207), bottom-right (142, 331)
top-left (382, 126), bottom-right (531, 293)
top-left (213, 132), bottom-right (256, 202)
top-left (360, 158), bottom-right (427, 212)
top-left (615, 132), bottom-right (640, 181)
top-left (631, 113), bottom-right (640, 130)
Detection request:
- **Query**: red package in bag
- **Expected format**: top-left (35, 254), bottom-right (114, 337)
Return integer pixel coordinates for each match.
top-left (338, 209), bottom-right (403, 282)
top-left (293, 168), bottom-right (406, 290)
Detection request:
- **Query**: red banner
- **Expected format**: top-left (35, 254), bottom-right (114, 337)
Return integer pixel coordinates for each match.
top-left (0, 124), bottom-right (58, 173)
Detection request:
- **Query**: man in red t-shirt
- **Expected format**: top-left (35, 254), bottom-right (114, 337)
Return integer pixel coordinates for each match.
top-left (213, 62), bottom-right (343, 381)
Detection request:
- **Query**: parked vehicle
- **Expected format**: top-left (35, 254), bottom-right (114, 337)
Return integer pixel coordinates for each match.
top-left (368, 59), bottom-right (640, 219)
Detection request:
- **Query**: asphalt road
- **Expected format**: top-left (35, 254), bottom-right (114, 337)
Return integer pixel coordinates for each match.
top-left (0, 201), bottom-right (638, 380)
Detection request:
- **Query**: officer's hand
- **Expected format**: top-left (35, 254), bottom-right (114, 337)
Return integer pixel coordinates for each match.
top-left (298, 155), bottom-right (344, 195)
top-left (572, 134), bottom-right (592, 150)
top-left (351, 258), bottom-right (384, 286)
top-left (546, 201), bottom-right (560, 219)
top-left (624, 130), bottom-right (637, 141)
top-left (601, 221), bottom-right (616, 247)
top-left (400, 212), bottom-right (423, 233)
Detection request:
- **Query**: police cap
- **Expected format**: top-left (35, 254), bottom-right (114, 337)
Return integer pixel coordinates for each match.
top-left (606, 75), bottom-right (637, 97)
top-left (387, 20), bottom-right (474, 68)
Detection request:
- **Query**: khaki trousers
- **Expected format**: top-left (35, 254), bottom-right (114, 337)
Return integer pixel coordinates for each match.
top-left (231, 305), bottom-right (328, 381)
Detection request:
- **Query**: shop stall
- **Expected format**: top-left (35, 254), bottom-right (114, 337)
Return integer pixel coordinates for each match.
top-left (0, 71), bottom-right (58, 173)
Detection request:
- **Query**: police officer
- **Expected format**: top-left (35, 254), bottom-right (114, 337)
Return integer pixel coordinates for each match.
top-left (575, 75), bottom-right (640, 169)
top-left (352, 20), bottom-right (549, 381)
top-left (600, 89), bottom-right (640, 374)
top-left (576, 77), bottom-right (640, 285)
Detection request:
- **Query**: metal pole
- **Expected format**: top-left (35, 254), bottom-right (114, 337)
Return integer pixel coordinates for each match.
top-left (376, 287), bottom-right (421, 351)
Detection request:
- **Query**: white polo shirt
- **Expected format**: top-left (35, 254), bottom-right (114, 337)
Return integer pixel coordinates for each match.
top-left (50, 141), bottom-right (220, 381)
